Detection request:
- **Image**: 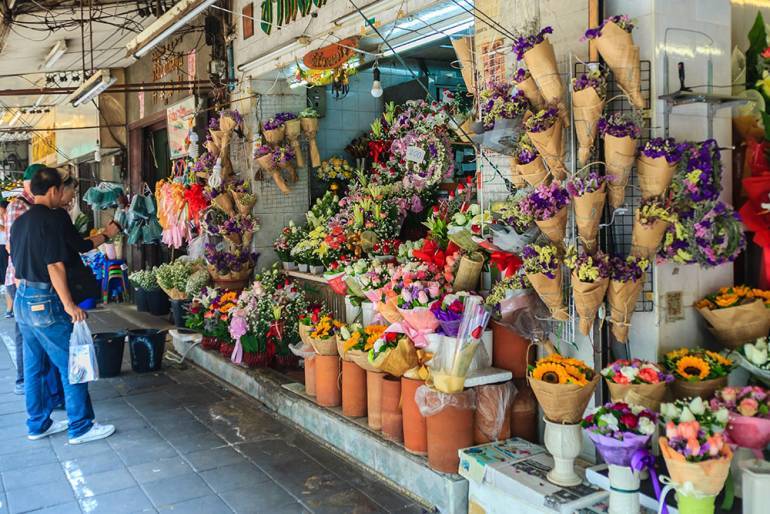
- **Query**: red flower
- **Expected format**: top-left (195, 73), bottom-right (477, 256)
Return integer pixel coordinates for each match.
top-left (471, 326), bottom-right (483, 339)
top-left (763, 47), bottom-right (770, 59)
top-left (620, 413), bottom-right (638, 430)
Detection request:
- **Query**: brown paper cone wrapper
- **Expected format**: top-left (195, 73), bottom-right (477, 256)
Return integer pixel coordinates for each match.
top-left (637, 155), bottom-right (676, 198)
top-left (573, 184), bottom-right (606, 254)
top-left (205, 139), bottom-right (220, 158)
top-left (659, 437), bottom-right (732, 496)
top-left (299, 324), bottom-right (313, 346)
top-left (527, 268), bottom-right (569, 321)
top-left (523, 40), bottom-right (568, 126)
top-left (508, 158), bottom-right (526, 188)
top-left (349, 350), bottom-right (380, 373)
top-left (212, 193), bottom-right (235, 217)
top-left (372, 338), bottom-right (419, 377)
top-left (310, 335), bottom-right (338, 356)
top-left (607, 381), bottom-right (667, 411)
top-left (671, 376), bottom-right (727, 401)
top-left (604, 134), bottom-right (638, 208)
top-left (528, 119), bottom-right (567, 180)
top-left (453, 254), bottom-right (484, 291)
top-left (301, 118), bottom-right (321, 167)
top-left (278, 160), bottom-right (297, 183)
top-left (697, 299), bottom-right (770, 350)
top-left (337, 337), bottom-right (353, 362)
top-left (451, 36), bottom-right (476, 93)
top-left (377, 296), bottom-right (403, 325)
top-left (272, 171), bottom-right (291, 194)
top-left (608, 278), bottom-right (645, 342)
top-left (284, 119), bottom-right (305, 168)
top-left (518, 155), bottom-right (549, 186)
top-left (572, 274), bottom-right (609, 336)
top-left (529, 374), bottom-right (599, 424)
top-left (263, 126), bottom-right (285, 145)
top-left (223, 232), bottom-right (242, 247)
top-left (631, 216), bottom-right (669, 258)
top-left (242, 230), bottom-right (253, 248)
top-left (595, 22), bottom-right (644, 109)
top-left (516, 76), bottom-right (545, 111)
top-left (256, 153), bottom-right (276, 172)
top-left (573, 87), bottom-right (605, 166)
top-left (231, 191), bottom-right (256, 216)
top-left (535, 206), bottom-right (568, 246)
top-left (220, 132), bottom-right (234, 178)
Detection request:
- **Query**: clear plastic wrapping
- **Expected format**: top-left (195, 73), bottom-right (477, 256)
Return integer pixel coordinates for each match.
top-left (475, 381), bottom-right (517, 442)
top-left (415, 384), bottom-right (477, 417)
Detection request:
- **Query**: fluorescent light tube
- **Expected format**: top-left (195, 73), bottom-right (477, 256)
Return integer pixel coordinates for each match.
top-left (42, 40), bottom-right (67, 70)
top-left (67, 70), bottom-right (116, 107)
top-left (8, 111), bottom-right (22, 127)
top-left (127, 0), bottom-right (217, 59)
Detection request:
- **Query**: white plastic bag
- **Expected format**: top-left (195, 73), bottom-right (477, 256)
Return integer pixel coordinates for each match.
top-left (69, 321), bottom-right (99, 384)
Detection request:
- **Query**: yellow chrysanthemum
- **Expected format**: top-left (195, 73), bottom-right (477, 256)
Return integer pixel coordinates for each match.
top-left (532, 363), bottom-right (569, 384)
top-left (706, 350), bottom-right (732, 367)
top-left (676, 356), bottom-right (710, 380)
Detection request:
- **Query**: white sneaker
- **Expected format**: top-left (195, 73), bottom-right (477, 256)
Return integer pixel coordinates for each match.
top-left (28, 420), bottom-right (69, 440)
top-left (68, 423), bottom-right (116, 445)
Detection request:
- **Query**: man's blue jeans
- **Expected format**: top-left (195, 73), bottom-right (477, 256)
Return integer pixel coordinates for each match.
top-left (14, 282), bottom-right (93, 438)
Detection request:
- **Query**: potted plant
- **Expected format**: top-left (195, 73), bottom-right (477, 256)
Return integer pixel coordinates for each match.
top-left (273, 221), bottom-right (302, 271)
top-left (129, 268), bottom-right (159, 313)
top-left (664, 347), bottom-right (735, 400)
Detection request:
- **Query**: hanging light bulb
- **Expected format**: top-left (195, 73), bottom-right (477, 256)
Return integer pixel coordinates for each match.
top-left (371, 66), bottom-right (383, 98)
top-left (94, 140), bottom-right (101, 162)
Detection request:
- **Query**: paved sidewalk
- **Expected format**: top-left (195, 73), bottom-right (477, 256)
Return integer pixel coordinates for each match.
top-left (0, 308), bottom-right (424, 514)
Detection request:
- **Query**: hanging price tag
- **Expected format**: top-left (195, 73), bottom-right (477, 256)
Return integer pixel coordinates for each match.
top-left (405, 146), bottom-right (426, 163)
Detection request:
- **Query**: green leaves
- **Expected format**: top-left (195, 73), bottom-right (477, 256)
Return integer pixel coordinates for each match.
top-left (746, 12), bottom-right (767, 87)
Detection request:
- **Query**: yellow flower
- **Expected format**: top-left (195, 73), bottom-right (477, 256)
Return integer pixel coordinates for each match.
top-left (220, 291), bottom-right (238, 302)
top-left (343, 332), bottom-right (361, 352)
top-left (563, 364), bottom-right (587, 385)
top-left (676, 356), bottom-right (710, 380)
top-left (706, 350), bottom-right (732, 367)
top-left (532, 362), bottom-right (569, 384)
top-left (715, 294), bottom-right (739, 308)
top-left (666, 348), bottom-right (689, 361)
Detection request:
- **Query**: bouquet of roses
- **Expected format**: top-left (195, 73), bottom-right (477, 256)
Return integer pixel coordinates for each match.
top-left (519, 181), bottom-right (570, 245)
top-left (572, 68), bottom-right (607, 165)
top-left (513, 26), bottom-right (567, 125)
top-left (607, 254), bottom-right (648, 342)
top-left (369, 330), bottom-right (418, 377)
top-left (599, 112), bottom-right (641, 208)
top-left (431, 292), bottom-right (477, 337)
top-left (602, 359), bottom-right (673, 410)
top-left (529, 353), bottom-right (599, 423)
top-left (523, 106), bottom-right (566, 179)
top-left (394, 280), bottom-right (442, 343)
top-left (565, 247), bottom-right (610, 335)
top-left (521, 242), bottom-right (568, 320)
top-left (584, 15), bottom-right (644, 109)
top-left (317, 156), bottom-right (355, 183)
top-left (637, 137), bottom-right (686, 198)
top-left (711, 385), bottom-right (770, 457)
top-left (510, 132), bottom-right (547, 187)
top-left (631, 196), bottom-right (674, 258)
top-left (664, 347), bottom-right (735, 400)
top-left (567, 171), bottom-right (607, 253)
top-left (582, 401), bottom-right (658, 465)
top-left (479, 81), bottom-right (529, 130)
top-left (513, 67), bottom-right (545, 111)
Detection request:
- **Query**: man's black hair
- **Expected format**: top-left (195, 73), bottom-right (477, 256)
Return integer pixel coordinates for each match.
top-left (30, 166), bottom-right (62, 196)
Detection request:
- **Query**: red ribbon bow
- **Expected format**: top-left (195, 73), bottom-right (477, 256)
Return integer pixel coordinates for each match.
top-left (490, 251), bottom-right (522, 278)
top-left (368, 140), bottom-right (392, 163)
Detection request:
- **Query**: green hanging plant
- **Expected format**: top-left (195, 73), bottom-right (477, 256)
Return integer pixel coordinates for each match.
top-left (260, 0), bottom-right (272, 35)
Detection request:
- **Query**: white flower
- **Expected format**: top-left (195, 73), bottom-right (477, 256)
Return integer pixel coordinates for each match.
top-left (452, 212), bottom-right (468, 226)
top-left (598, 413), bottom-right (619, 431)
top-left (660, 402), bottom-right (678, 420)
top-left (638, 416), bottom-right (655, 435)
top-left (715, 408), bottom-right (729, 425)
top-left (630, 404), bottom-right (645, 415)
top-left (755, 337), bottom-right (768, 351)
top-left (679, 406), bottom-right (695, 422)
top-left (620, 366), bottom-right (639, 381)
top-left (688, 397), bottom-right (706, 416)
top-left (745, 342), bottom-right (768, 366)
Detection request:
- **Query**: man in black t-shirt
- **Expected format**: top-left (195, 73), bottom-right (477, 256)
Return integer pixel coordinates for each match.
top-left (10, 167), bottom-right (115, 445)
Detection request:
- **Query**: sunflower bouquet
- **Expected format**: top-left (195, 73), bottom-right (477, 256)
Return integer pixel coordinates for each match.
top-left (346, 324), bottom-right (388, 372)
top-left (317, 156), bottom-right (355, 183)
top-left (664, 347), bottom-right (735, 400)
top-left (528, 353), bottom-right (600, 423)
top-left (695, 285), bottom-right (770, 349)
top-left (307, 313), bottom-right (342, 356)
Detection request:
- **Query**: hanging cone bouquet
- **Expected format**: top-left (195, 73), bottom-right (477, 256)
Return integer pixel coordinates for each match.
top-left (585, 16), bottom-right (644, 109)
top-left (565, 247), bottom-right (610, 336)
top-left (514, 26), bottom-right (568, 125)
top-left (208, 187), bottom-right (236, 217)
top-left (529, 353), bottom-right (599, 423)
top-left (488, 193), bottom-right (538, 254)
top-left (519, 182), bottom-right (570, 246)
top-left (637, 137), bottom-right (686, 198)
top-left (601, 359), bottom-right (673, 411)
top-left (263, 113), bottom-right (292, 144)
top-left (479, 81), bottom-right (529, 131)
top-left (451, 36), bottom-right (476, 93)
top-left (607, 255), bottom-right (649, 342)
top-left (300, 108), bottom-right (321, 168)
top-left (274, 145), bottom-right (297, 183)
top-left (284, 117), bottom-right (305, 168)
top-left (231, 188), bottom-right (257, 217)
top-left (524, 107), bottom-right (567, 180)
top-left (512, 133), bottom-right (548, 187)
top-left (254, 145), bottom-right (291, 194)
top-left (599, 113), bottom-right (641, 208)
top-left (567, 172), bottom-right (607, 254)
top-left (209, 110), bottom-right (241, 178)
top-left (521, 242), bottom-right (569, 321)
top-left (631, 197), bottom-right (674, 258)
top-left (571, 69), bottom-right (607, 165)
top-left (513, 68), bottom-right (545, 111)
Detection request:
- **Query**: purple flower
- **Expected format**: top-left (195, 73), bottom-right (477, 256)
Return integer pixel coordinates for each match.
top-left (524, 107), bottom-right (559, 133)
top-left (572, 71), bottom-right (607, 95)
top-left (640, 137), bottom-right (687, 163)
top-left (263, 112), bottom-right (296, 130)
top-left (583, 15), bottom-right (634, 40)
top-left (609, 255), bottom-right (649, 282)
top-left (512, 26), bottom-right (553, 60)
top-left (598, 113), bottom-right (640, 138)
top-left (567, 171), bottom-right (606, 197)
top-left (521, 242), bottom-right (560, 278)
top-left (513, 68), bottom-right (530, 83)
top-left (519, 182), bottom-right (570, 220)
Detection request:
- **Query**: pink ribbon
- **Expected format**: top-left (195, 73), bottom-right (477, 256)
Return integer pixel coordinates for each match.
top-left (230, 337), bottom-right (243, 365)
top-left (385, 321), bottom-right (432, 349)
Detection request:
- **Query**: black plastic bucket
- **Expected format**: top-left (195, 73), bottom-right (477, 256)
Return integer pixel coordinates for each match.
top-left (146, 289), bottom-right (170, 316)
top-left (127, 329), bottom-right (167, 373)
top-left (93, 331), bottom-right (126, 378)
top-left (170, 299), bottom-right (190, 328)
top-left (135, 288), bottom-right (149, 312)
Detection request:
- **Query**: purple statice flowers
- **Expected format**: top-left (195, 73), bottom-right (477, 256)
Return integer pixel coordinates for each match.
top-left (609, 255), bottom-right (649, 282)
top-left (513, 134), bottom-right (538, 164)
top-left (597, 113), bottom-right (641, 139)
top-left (513, 68), bottom-right (530, 83)
top-left (263, 112), bottom-right (296, 130)
top-left (524, 107), bottom-right (559, 133)
top-left (691, 201), bottom-right (746, 267)
top-left (519, 182), bottom-right (570, 220)
top-left (640, 137), bottom-right (687, 163)
top-left (572, 71), bottom-right (607, 95)
top-left (204, 243), bottom-right (259, 274)
top-left (567, 171), bottom-right (606, 197)
top-left (254, 144), bottom-right (273, 158)
top-left (521, 242), bottom-right (560, 278)
top-left (584, 15), bottom-right (634, 40)
top-left (480, 82), bottom-right (529, 129)
top-left (673, 139), bottom-right (721, 204)
top-left (512, 26), bottom-right (553, 60)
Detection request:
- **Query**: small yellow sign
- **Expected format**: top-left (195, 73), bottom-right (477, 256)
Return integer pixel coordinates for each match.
top-left (31, 131), bottom-right (56, 164)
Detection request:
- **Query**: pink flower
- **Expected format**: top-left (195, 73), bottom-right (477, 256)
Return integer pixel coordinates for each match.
top-left (417, 290), bottom-right (429, 305)
top-left (613, 374), bottom-right (630, 385)
top-left (686, 437), bottom-right (701, 456)
top-left (638, 367), bottom-right (660, 384)
top-left (677, 420), bottom-right (701, 440)
top-left (706, 434), bottom-right (723, 456)
top-left (738, 397), bottom-right (759, 417)
top-left (720, 387), bottom-right (738, 403)
top-left (229, 315), bottom-right (248, 341)
top-left (428, 284), bottom-right (440, 298)
top-left (665, 421), bottom-right (678, 439)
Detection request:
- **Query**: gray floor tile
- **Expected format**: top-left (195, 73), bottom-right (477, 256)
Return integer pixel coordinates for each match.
top-left (0, 435), bottom-right (51, 456)
top-left (272, 503), bottom-right (312, 514)
top-left (0, 446), bottom-right (58, 472)
top-left (184, 446), bottom-right (245, 472)
top-left (115, 441), bottom-right (179, 467)
top-left (220, 483), bottom-right (296, 513)
top-left (165, 430), bottom-right (227, 454)
top-left (157, 494), bottom-right (233, 513)
top-left (142, 473), bottom-right (212, 508)
top-left (199, 462), bottom-right (271, 493)
top-left (302, 488), bottom-right (388, 514)
top-left (62, 450), bottom-right (126, 476)
top-left (1, 461), bottom-right (65, 491)
top-left (6, 479), bottom-right (76, 514)
top-left (68, 466), bottom-right (137, 499)
top-left (128, 456), bottom-right (193, 484)
top-left (78, 486), bottom-right (155, 514)
top-left (30, 501), bottom-right (83, 514)
top-left (53, 439), bottom-right (113, 460)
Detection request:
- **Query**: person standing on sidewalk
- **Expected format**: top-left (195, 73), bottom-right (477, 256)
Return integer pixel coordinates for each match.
top-left (0, 200), bottom-right (9, 317)
top-left (11, 167), bottom-right (115, 444)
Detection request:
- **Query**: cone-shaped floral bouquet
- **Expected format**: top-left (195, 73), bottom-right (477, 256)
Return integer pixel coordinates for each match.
top-left (514, 26), bottom-right (568, 125)
top-left (300, 108), bottom-right (321, 168)
top-left (488, 193), bottom-right (538, 253)
top-left (631, 197), bottom-right (674, 258)
top-left (565, 247), bottom-right (610, 336)
top-left (521, 241), bottom-right (568, 321)
top-left (283, 116), bottom-right (305, 168)
top-left (511, 133), bottom-right (548, 187)
top-left (273, 145), bottom-right (297, 183)
top-left (529, 353), bottom-right (599, 423)
top-left (519, 181), bottom-right (570, 246)
top-left (230, 182), bottom-right (257, 216)
top-left (637, 137), bottom-right (686, 199)
top-left (572, 70), bottom-right (607, 166)
top-left (263, 113), bottom-right (292, 144)
top-left (599, 113), bottom-right (641, 208)
top-left (207, 186), bottom-right (236, 218)
top-left (254, 145), bottom-right (291, 194)
top-left (524, 107), bottom-right (567, 180)
top-left (567, 172), bottom-right (607, 254)
top-left (479, 81), bottom-right (529, 131)
top-left (585, 15), bottom-right (644, 109)
top-left (513, 68), bottom-right (545, 111)
top-left (602, 359), bottom-right (673, 411)
top-left (607, 254), bottom-right (648, 342)
top-left (209, 110), bottom-right (241, 178)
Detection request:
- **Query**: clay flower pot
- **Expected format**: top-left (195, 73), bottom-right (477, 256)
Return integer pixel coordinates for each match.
top-left (401, 377), bottom-right (427, 455)
top-left (314, 355), bottom-right (341, 407)
top-left (366, 370), bottom-right (384, 430)
top-left (491, 320), bottom-right (531, 378)
top-left (381, 375), bottom-right (403, 442)
top-left (426, 398), bottom-right (475, 473)
top-left (342, 360), bottom-right (367, 417)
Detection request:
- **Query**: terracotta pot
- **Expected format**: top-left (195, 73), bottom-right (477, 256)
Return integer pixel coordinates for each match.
top-left (671, 375), bottom-right (728, 401)
top-left (426, 399), bottom-right (475, 473)
top-left (366, 370), bottom-right (384, 430)
top-left (381, 375), bottom-right (403, 442)
top-left (510, 378), bottom-right (538, 443)
top-left (304, 356), bottom-right (316, 397)
top-left (474, 383), bottom-right (513, 444)
top-left (315, 355), bottom-right (341, 407)
top-left (401, 377), bottom-right (427, 455)
top-left (342, 360), bottom-right (367, 417)
top-left (491, 320), bottom-right (532, 378)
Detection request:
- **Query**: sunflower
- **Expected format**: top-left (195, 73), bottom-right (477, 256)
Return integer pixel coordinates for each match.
top-left (532, 362), bottom-right (569, 384)
top-left (706, 350), bottom-right (732, 367)
top-left (563, 364), bottom-right (588, 385)
top-left (715, 294), bottom-right (740, 308)
top-left (676, 356), bottom-right (710, 380)
top-left (343, 332), bottom-right (362, 352)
